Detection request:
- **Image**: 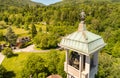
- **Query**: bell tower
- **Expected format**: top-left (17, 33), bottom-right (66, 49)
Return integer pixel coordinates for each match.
top-left (59, 11), bottom-right (106, 78)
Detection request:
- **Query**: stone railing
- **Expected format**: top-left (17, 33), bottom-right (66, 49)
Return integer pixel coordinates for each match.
top-left (64, 62), bottom-right (79, 78)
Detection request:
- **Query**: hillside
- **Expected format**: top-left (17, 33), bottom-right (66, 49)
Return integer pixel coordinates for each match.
top-left (52, 0), bottom-right (120, 6)
top-left (0, 0), bottom-right (120, 78)
top-left (0, 0), bottom-right (44, 7)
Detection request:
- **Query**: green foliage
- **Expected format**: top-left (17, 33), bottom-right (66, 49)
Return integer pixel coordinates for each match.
top-left (97, 53), bottom-right (113, 78)
top-left (0, 0), bottom-right (120, 77)
top-left (112, 42), bottom-right (120, 58)
top-left (96, 53), bottom-right (120, 78)
top-left (0, 0), bottom-right (44, 7)
top-left (31, 24), bottom-right (37, 38)
top-left (109, 58), bottom-right (120, 78)
top-left (57, 52), bottom-right (66, 78)
top-left (5, 27), bottom-right (17, 45)
top-left (0, 21), bottom-right (7, 29)
top-left (38, 72), bottom-right (47, 78)
top-left (22, 54), bottom-right (47, 78)
top-left (47, 50), bottom-right (60, 74)
top-left (0, 65), bottom-right (7, 78)
top-left (34, 33), bottom-right (58, 49)
top-left (20, 41), bottom-right (32, 48)
top-left (2, 47), bottom-right (13, 57)
top-left (34, 33), bottom-right (48, 49)
top-left (39, 27), bottom-right (42, 32)
top-left (0, 32), bottom-right (4, 41)
top-left (24, 22), bottom-right (29, 30)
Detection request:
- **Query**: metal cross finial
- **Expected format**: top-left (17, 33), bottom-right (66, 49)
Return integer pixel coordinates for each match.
top-left (80, 10), bottom-right (86, 21)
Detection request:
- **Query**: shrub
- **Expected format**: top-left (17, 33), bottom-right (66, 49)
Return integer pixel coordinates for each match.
top-left (2, 47), bottom-right (13, 57)
top-left (21, 54), bottom-right (47, 78)
top-left (0, 65), bottom-right (7, 78)
top-left (34, 33), bottom-right (58, 49)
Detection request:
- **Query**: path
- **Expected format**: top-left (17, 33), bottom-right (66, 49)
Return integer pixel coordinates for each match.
top-left (0, 53), bottom-right (5, 64)
top-left (13, 45), bottom-right (50, 53)
top-left (0, 44), bottom-right (54, 64)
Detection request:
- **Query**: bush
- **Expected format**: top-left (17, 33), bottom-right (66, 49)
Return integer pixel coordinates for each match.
top-left (34, 33), bottom-right (58, 49)
top-left (21, 54), bottom-right (47, 78)
top-left (0, 65), bottom-right (7, 78)
top-left (20, 41), bottom-right (32, 48)
top-left (2, 47), bottom-right (13, 57)
top-left (0, 32), bottom-right (4, 41)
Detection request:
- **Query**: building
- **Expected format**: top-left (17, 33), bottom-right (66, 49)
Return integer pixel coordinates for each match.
top-left (59, 11), bottom-right (106, 78)
top-left (16, 37), bottom-right (31, 48)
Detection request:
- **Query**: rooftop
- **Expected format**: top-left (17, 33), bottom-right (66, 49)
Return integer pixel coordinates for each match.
top-left (59, 11), bottom-right (106, 55)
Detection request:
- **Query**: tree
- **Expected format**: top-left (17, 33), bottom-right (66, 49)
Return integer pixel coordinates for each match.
top-left (0, 32), bottom-right (4, 41)
top-left (39, 27), bottom-right (42, 32)
top-left (109, 58), bottom-right (120, 78)
top-left (5, 27), bottom-right (17, 46)
top-left (96, 53), bottom-right (114, 78)
top-left (34, 33), bottom-right (58, 49)
top-left (47, 50), bottom-right (60, 74)
top-left (0, 65), bottom-right (7, 78)
top-left (24, 23), bottom-right (29, 30)
top-left (21, 54), bottom-right (47, 78)
top-left (34, 33), bottom-right (49, 49)
top-left (31, 24), bottom-right (37, 38)
top-left (46, 26), bottom-right (49, 32)
top-left (2, 47), bottom-right (13, 57)
top-left (57, 52), bottom-right (66, 78)
top-left (112, 42), bottom-right (120, 58)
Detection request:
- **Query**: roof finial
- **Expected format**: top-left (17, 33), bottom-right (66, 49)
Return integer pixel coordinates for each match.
top-left (80, 10), bottom-right (86, 21)
top-left (78, 10), bottom-right (87, 32)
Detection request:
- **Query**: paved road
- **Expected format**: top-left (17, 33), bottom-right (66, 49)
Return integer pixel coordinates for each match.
top-left (13, 45), bottom-right (50, 53)
top-left (0, 53), bottom-right (5, 64)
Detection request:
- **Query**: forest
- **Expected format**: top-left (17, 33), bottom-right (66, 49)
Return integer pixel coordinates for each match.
top-left (0, 0), bottom-right (120, 78)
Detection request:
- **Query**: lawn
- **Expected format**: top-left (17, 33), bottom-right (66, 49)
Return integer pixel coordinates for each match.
top-left (0, 26), bottom-right (29, 43)
top-left (12, 27), bottom-right (29, 36)
top-left (2, 51), bottom-right (65, 78)
top-left (0, 26), bottom-right (29, 36)
top-left (2, 52), bottom-right (48, 78)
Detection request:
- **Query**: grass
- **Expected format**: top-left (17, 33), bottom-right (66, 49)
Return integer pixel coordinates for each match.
top-left (0, 41), bottom-right (6, 44)
top-left (0, 26), bottom-right (28, 36)
top-left (2, 51), bottom-right (65, 78)
top-left (2, 52), bottom-right (48, 78)
top-left (12, 27), bottom-right (28, 36)
top-left (0, 26), bottom-right (29, 43)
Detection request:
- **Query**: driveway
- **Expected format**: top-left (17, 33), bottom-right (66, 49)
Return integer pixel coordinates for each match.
top-left (0, 53), bottom-right (5, 64)
top-left (13, 45), bottom-right (49, 53)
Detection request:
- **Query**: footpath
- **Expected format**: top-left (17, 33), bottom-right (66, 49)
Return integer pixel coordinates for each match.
top-left (0, 53), bottom-right (5, 64)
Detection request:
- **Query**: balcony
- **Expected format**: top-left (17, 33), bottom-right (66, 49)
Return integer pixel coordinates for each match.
top-left (64, 62), bottom-right (79, 78)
